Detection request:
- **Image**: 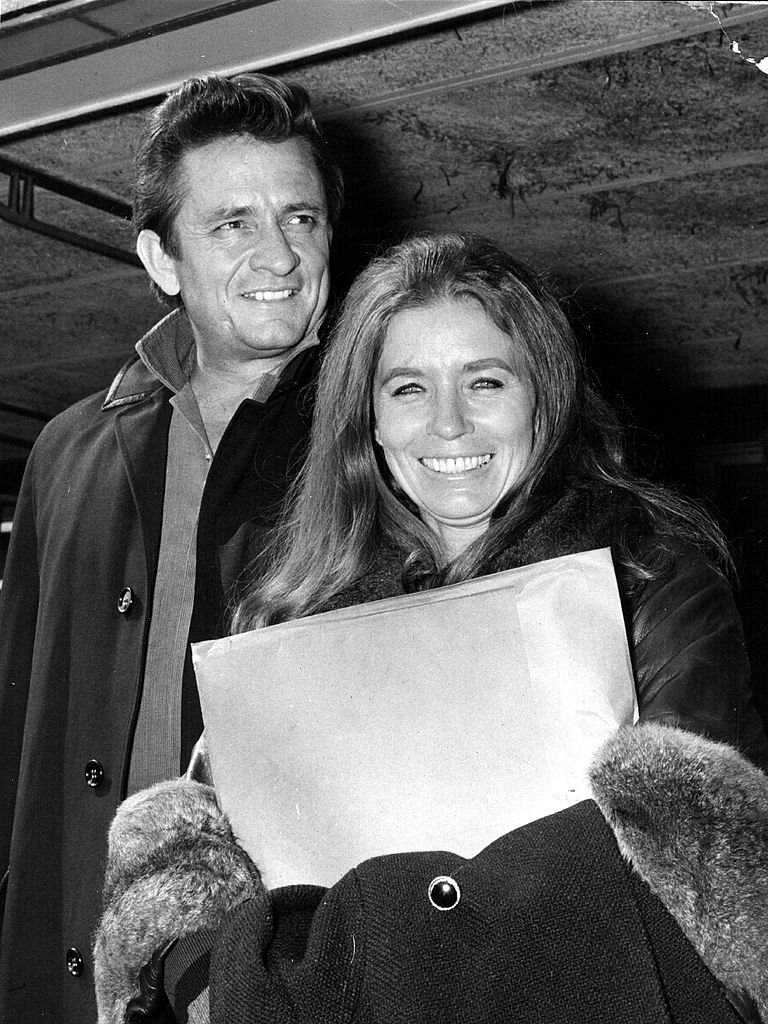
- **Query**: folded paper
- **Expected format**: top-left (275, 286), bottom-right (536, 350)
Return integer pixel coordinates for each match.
top-left (193, 548), bottom-right (637, 888)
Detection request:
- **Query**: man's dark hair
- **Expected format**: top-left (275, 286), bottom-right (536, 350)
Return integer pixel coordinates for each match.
top-left (133, 72), bottom-right (344, 259)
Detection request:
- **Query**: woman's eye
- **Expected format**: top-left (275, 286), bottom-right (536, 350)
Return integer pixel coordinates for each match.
top-left (471, 377), bottom-right (504, 389)
top-left (392, 382), bottom-right (423, 396)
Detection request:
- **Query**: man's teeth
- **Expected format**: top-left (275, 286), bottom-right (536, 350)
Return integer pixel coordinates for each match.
top-left (243, 289), bottom-right (294, 301)
top-left (420, 454), bottom-right (492, 474)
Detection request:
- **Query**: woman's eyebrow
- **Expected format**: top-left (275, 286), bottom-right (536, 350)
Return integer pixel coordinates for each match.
top-left (463, 358), bottom-right (517, 373)
top-left (377, 366), bottom-right (423, 386)
top-left (377, 358), bottom-right (518, 386)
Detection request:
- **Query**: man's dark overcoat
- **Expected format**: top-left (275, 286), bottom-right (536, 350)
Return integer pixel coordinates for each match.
top-left (0, 342), bottom-right (318, 1023)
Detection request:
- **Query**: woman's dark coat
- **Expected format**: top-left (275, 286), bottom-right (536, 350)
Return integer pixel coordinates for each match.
top-left (0, 345), bottom-right (318, 1023)
top-left (95, 724), bottom-right (768, 1024)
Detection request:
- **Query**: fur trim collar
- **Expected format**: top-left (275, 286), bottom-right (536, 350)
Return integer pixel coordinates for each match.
top-left (94, 780), bottom-right (263, 1024)
top-left (324, 482), bottom-right (643, 611)
top-left (486, 482), bottom-right (642, 573)
top-left (591, 724), bottom-right (768, 1022)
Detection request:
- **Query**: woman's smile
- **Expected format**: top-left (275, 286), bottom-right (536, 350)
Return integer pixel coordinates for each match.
top-left (419, 454), bottom-right (493, 474)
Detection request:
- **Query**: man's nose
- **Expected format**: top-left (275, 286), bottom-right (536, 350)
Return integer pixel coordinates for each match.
top-left (428, 390), bottom-right (471, 440)
top-left (249, 223), bottom-right (299, 276)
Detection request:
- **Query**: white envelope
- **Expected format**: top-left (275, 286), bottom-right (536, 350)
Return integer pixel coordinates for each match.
top-left (193, 547), bottom-right (637, 889)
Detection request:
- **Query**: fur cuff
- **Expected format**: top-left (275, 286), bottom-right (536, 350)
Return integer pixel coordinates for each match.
top-left (94, 779), bottom-right (264, 1024)
top-left (590, 723), bottom-right (768, 1022)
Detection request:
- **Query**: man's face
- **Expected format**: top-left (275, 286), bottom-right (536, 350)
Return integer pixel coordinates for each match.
top-left (160, 135), bottom-right (331, 372)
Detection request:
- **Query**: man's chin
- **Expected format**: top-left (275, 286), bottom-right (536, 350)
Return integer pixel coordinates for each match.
top-left (239, 325), bottom-right (312, 362)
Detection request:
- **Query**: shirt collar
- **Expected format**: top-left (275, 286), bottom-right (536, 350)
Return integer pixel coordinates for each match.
top-left (135, 307), bottom-right (320, 400)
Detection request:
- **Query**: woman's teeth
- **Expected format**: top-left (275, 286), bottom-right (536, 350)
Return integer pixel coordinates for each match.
top-left (420, 454), bottom-right (492, 474)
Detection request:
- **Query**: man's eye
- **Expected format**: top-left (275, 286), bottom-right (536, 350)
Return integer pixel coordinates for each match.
top-left (217, 220), bottom-right (246, 232)
top-left (286, 214), bottom-right (316, 230)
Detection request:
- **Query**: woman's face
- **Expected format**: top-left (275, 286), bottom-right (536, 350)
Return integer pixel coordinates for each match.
top-left (373, 298), bottom-right (536, 558)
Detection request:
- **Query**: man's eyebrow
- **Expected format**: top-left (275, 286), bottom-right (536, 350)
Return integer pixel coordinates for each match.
top-left (204, 204), bottom-right (255, 224)
top-left (281, 201), bottom-right (328, 218)
top-left (203, 201), bottom-right (328, 223)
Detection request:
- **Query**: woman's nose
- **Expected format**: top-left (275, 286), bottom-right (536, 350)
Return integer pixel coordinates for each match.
top-left (249, 223), bottom-right (299, 276)
top-left (428, 391), bottom-right (470, 440)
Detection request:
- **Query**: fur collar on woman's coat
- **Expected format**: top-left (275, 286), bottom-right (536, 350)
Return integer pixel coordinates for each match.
top-left (320, 481), bottom-right (658, 613)
top-left (94, 724), bottom-right (768, 1024)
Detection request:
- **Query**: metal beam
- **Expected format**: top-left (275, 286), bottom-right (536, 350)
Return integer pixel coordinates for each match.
top-left (0, 0), bottom-right (511, 139)
top-left (0, 153), bottom-right (139, 265)
top-left (0, 1), bottom-right (274, 80)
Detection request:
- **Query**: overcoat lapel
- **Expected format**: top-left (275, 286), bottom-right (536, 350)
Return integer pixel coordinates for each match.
top-left (112, 389), bottom-right (172, 601)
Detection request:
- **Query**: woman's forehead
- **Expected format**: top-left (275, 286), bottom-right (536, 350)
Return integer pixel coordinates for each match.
top-left (377, 298), bottom-right (526, 371)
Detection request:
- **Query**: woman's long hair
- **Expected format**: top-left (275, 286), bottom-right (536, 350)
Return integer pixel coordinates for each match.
top-left (232, 232), bottom-right (730, 632)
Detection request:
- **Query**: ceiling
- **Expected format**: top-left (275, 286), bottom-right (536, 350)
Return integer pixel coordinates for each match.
top-left (1, 0), bottom-right (767, 502)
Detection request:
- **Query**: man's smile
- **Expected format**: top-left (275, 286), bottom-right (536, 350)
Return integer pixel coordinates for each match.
top-left (241, 288), bottom-right (297, 301)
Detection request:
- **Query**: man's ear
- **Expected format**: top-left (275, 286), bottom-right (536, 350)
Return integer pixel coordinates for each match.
top-left (136, 230), bottom-right (181, 297)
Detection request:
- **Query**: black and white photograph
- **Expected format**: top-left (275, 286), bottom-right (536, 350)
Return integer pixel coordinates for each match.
top-left (1, 2), bottom-right (767, 1021)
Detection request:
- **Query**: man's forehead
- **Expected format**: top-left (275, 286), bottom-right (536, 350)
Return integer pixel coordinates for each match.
top-left (176, 135), bottom-right (325, 211)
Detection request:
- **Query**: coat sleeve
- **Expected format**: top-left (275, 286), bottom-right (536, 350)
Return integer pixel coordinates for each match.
top-left (627, 541), bottom-right (768, 767)
top-left (0, 444), bottom-right (41, 918)
top-left (93, 778), bottom-right (264, 1024)
top-left (590, 723), bottom-right (768, 1023)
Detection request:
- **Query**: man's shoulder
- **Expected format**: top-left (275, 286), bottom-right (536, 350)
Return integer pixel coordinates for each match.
top-left (32, 356), bottom-right (163, 453)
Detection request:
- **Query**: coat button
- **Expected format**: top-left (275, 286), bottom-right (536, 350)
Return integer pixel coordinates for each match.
top-left (117, 587), bottom-right (134, 613)
top-left (84, 759), bottom-right (104, 788)
top-left (66, 947), bottom-right (84, 976)
top-left (428, 875), bottom-right (461, 911)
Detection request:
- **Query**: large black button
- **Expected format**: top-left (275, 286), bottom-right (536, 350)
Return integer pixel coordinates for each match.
top-left (84, 759), bottom-right (104, 788)
top-left (117, 587), bottom-right (134, 614)
top-left (428, 875), bottom-right (461, 911)
top-left (66, 947), bottom-right (84, 977)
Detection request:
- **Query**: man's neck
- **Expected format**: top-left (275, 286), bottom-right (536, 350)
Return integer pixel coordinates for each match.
top-left (188, 359), bottom-right (271, 452)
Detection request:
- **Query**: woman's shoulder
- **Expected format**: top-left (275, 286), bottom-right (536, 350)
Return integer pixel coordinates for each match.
top-left (621, 533), bottom-right (730, 628)
top-left (633, 529), bottom-right (712, 565)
